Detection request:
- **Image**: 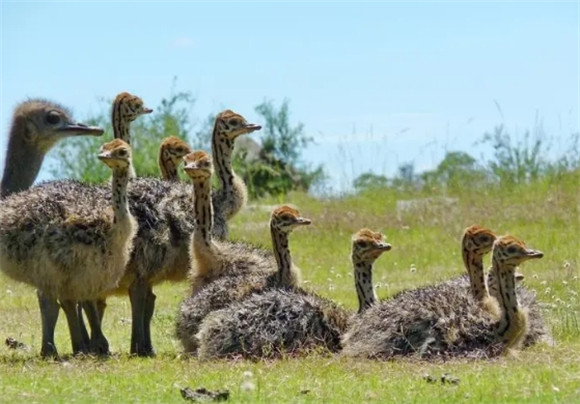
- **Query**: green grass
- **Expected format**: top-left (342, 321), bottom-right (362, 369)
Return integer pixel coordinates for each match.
top-left (0, 171), bottom-right (578, 403)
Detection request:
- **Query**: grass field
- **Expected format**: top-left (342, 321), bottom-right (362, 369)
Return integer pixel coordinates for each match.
top-left (0, 171), bottom-right (578, 403)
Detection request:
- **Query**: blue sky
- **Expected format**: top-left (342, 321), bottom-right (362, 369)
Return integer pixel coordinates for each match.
top-left (1, 1), bottom-right (578, 192)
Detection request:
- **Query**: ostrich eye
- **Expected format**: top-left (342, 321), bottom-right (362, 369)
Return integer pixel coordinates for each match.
top-left (46, 111), bottom-right (61, 125)
top-left (117, 149), bottom-right (128, 157)
top-left (129, 100), bottom-right (141, 111)
top-left (175, 147), bottom-right (184, 153)
top-left (229, 119), bottom-right (239, 126)
top-left (480, 235), bottom-right (490, 243)
top-left (356, 240), bottom-right (368, 248)
top-left (507, 246), bottom-right (518, 254)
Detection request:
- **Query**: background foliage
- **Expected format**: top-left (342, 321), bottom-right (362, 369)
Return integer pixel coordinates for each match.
top-left (353, 128), bottom-right (579, 194)
top-left (51, 85), bottom-right (324, 198)
top-left (51, 83), bottom-right (579, 199)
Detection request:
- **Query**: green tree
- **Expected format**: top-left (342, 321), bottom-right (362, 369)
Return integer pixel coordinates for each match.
top-left (389, 162), bottom-right (417, 190)
top-left (256, 99), bottom-right (310, 165)
top-left (421, 151), bottom-right (488, 190)
top-left (352, 172), bottom-right (389, 192)
top-left (235, 99), bottom-right (325, 198)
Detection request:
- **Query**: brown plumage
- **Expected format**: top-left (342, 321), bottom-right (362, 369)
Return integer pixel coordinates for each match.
top-left (0, 139), bottom-right (137, 358)
top-left (192, 229), bottom-right (389, 360)
top-left (175, 151), bottom-right (308, 354)
top-left (109, 92), bottom-right (153, 178)
top-left (103, 109), bottom-right (258, 356)
top-left (487, 259), bottom-right (550, 347)
top-left (195, 288), bottom-right (350, 360)
top-left (183, 152), bottom-right (303, 294)
top-left (65, 104), bottom-right (258, 357)
top-left (0, 98), bottom-right (104, 358)
top-left (408, 224), bottom-right (547, 348)
top-left (342, 234), bottom-right (544, 359)
top-left (80, 133), bottom-right (194, 355)
top-left (211, 110), bottom-right (261, 224)
top-left (158, 136), bottom-right (192, 181)
top-left (451, 225), bottom-right (549, 347)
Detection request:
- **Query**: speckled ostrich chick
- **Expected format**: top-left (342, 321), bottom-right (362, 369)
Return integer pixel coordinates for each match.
top-left (193, 229), bottom-right (390, 360)
top-left (175, 150), bottom-right (310, 353)
top-left (0, 139), bottom-right (136, 357)
top-left (342, 234), bottom-right (543, 359)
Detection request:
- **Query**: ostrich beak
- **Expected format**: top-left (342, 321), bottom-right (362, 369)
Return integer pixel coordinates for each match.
top-left (243, 123), bottom-right (262, 133)
top-left (59, 122), bottom-right (104, 136)
top-left (296, 217), bottom-right (312, 226)
top-left (525, 248), bottom-right (544, 260)
top-left (378, 242), bottom-right (392, 251)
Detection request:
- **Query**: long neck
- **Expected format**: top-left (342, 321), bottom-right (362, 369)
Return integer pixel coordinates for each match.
top-left (159, 148), bottom-right (178, 181)
top-left (193, 178), bottom-right (214, 257)
top-left (211, 131), bottom-right (247, 220)
top-left (112, 105), bottom-right (131, 143)
top-left (111, 166), bottom-right (130, 221)
top-left (492, 257), bottom-right (526, 347)
top-left (211, 130), bottom-right (235, 191)
top-left (112, 109), bottom-right (136, 177)
top-left (353, 258), bottom-right (377, 313)
top-left (270, 225), bottom-right (293, 286)
top-left (486, 268), bottom-right (500, 302)
top-left (1, 121), bottom-right (45, 198)
top-left (462, 247), bottom-right (489, 302)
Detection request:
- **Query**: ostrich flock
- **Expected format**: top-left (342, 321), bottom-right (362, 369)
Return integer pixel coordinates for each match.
top-left (0, 92), bottom-right (549, 361)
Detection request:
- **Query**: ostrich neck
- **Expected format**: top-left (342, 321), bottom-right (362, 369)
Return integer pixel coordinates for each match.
top-left (211, 132), bottom-right (246, 219)
top-left (462, 248), bottom-right (489, 302)
top-left (211, 132), bottom-right (235, 191)
top-left (486, 268), bottom-right (500, 302)
top-left (1, 131), bottom-right (44, 197)
top-left (492, 258), bottom-right (520, 339)
top-left (270, 225), bottom-right (292, 286)
top-left (353, 258), bottom-right (377, 313)
top-left (112, 114), bottom-right (131, 144)
top-left (111, 166), bottom-right (130, 221)
top-left (193, 178), bottom-right (215, 258)
top-left (112, 112), bottom-right (136, 177)
top-left (159, 149), bottom-right (178, 181)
